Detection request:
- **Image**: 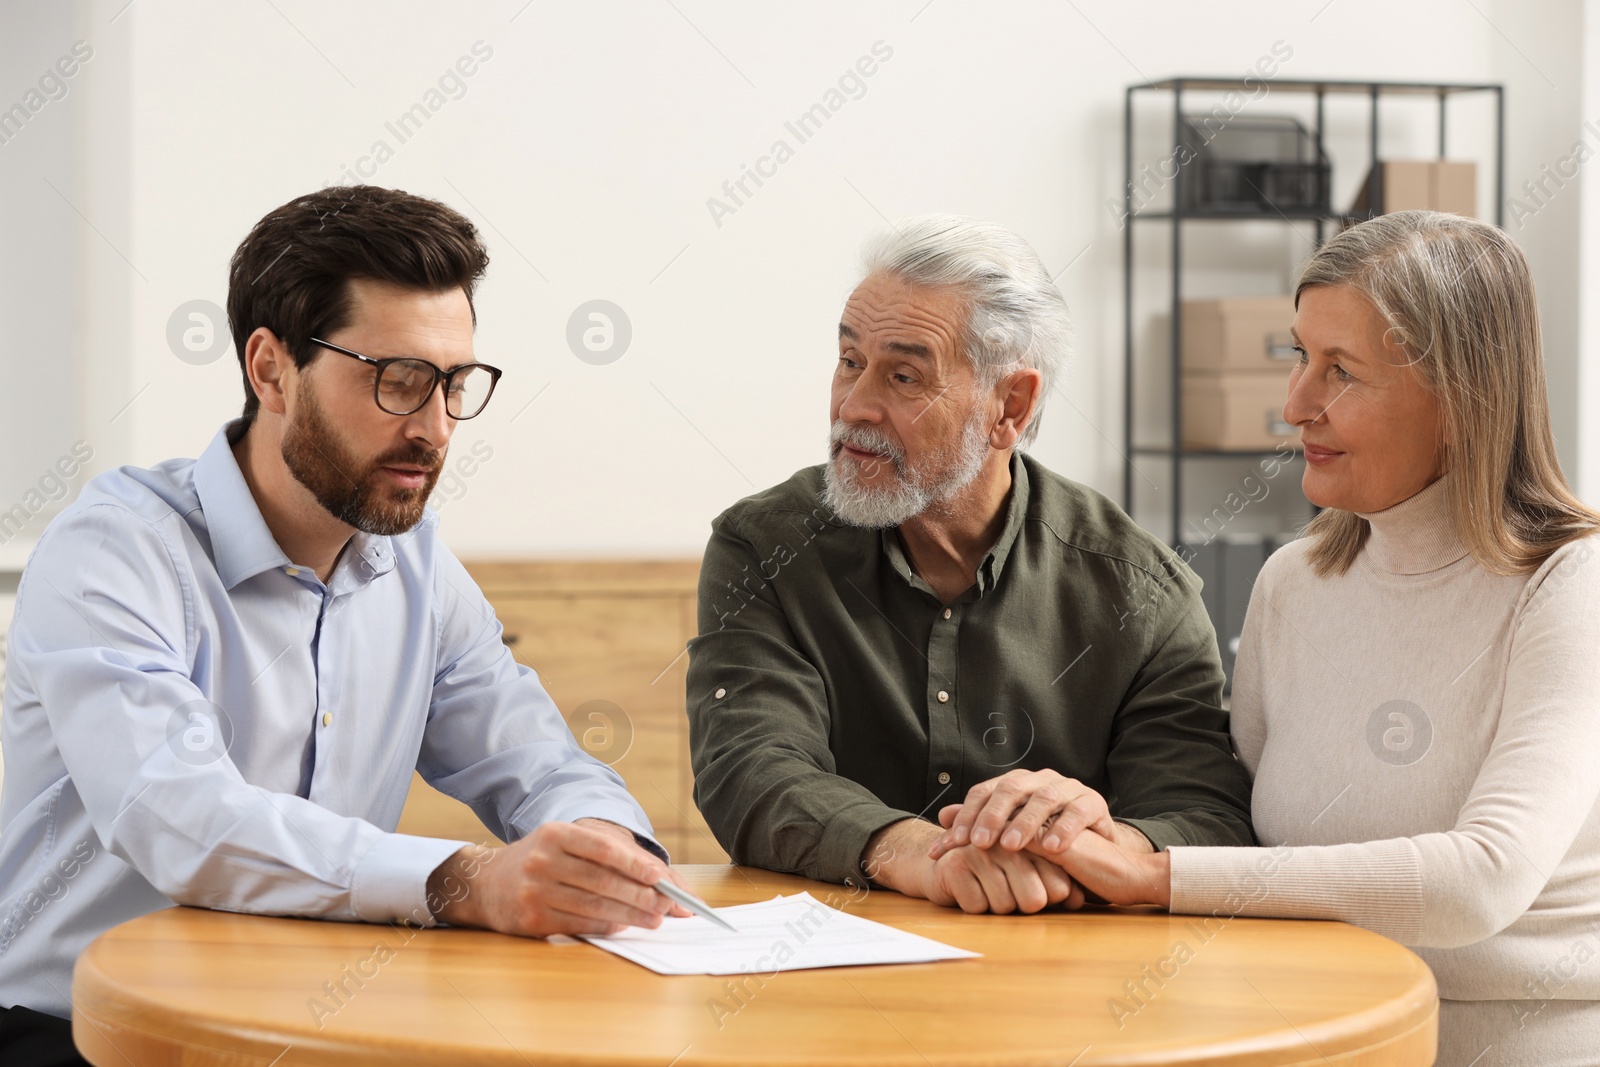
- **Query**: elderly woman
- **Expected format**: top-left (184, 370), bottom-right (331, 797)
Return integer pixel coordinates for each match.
top-left (935, 210), bottom-right (1600, 1064)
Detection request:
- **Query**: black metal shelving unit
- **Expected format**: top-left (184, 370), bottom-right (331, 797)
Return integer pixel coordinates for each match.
top-left (1122, 77), bottom-right (1506, 547)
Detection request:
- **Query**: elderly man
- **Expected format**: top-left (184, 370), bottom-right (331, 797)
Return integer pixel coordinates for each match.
top-left (686, 215), bottom-right (1253, 914)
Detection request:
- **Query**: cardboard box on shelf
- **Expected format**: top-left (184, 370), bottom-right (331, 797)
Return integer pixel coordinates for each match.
top-left (1433, 161), bottom-right (1476, 215)
top-left (1182, 372), bottom-right (1296, 451)
top-left (1348, 160), bottom-right (1477, 217)
top-left (1182, 296), bottom-right (1298, 373)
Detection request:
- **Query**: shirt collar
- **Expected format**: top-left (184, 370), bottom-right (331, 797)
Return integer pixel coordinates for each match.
top-left (979, 451), bottom-right (1031, 590)
top-left (193, 418), bottom-right (398, 590)
top-left (880, 451), bottom-right (1031, 599)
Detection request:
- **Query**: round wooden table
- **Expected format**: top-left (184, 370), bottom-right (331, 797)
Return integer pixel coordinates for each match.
top-left (73, 865), bottom-right (1437, 1065)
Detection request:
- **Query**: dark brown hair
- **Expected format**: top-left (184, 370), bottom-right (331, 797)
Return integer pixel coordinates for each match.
top-left (226, 185), bottom-right (490, 423)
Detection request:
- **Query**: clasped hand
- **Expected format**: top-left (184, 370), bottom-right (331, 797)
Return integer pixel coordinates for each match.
top-left (869, 769), bottom-right (1172, 912)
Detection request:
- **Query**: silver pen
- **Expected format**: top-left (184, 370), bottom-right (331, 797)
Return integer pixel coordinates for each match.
top-left (653, 878), bottom-right (738, 932)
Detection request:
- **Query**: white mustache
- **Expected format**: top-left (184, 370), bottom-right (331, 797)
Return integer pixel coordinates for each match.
top-left (830, 422), bottom-right (905, 465)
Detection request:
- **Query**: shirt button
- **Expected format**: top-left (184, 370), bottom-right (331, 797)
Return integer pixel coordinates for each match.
top-left (937, 690), bottom-right (949, 703)
top-left (937, 771), bottom-right (951, 785)
top-left (942, 608), bottom-right (952, 620)
top-left (285, 566), bottom-right (300, 577)
top-left (714, 688), bottom-right (727, 699)
top-left (322, 712), bottom-right (333, 726)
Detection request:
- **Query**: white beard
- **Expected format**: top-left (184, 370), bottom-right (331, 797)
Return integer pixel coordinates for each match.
top-left (822, 406), bottom-right (991, 528)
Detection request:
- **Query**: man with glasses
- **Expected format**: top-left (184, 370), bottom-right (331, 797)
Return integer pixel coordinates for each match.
top-left (0, 186), bottom-right (686, 1064)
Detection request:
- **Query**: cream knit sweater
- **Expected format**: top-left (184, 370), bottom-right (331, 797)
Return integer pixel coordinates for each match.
top-left (1169, 473), bottom-right (1600, 1004)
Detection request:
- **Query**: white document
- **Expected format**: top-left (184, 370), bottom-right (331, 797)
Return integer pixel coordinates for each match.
top-left (579, 892), bottom-right (981, 975)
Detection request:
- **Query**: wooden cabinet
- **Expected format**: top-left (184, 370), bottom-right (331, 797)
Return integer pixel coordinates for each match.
top-left (396, 560), bottom-right (728, 864)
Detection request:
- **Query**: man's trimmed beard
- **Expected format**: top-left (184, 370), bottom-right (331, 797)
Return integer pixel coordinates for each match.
top-left (822, 401), bottom-right (991, 528)
top-left (280, 376), bottom-right (443, 536)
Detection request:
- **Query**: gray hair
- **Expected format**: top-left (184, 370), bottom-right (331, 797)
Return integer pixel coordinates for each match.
top-left (859, 214), bottom-right (1072, 448)
top-left (1295, 209), bottom-right (1599, 576)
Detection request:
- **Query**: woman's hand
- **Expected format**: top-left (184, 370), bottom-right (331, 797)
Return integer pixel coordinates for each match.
top-left (1029, 824), bottom-right (1172, 908)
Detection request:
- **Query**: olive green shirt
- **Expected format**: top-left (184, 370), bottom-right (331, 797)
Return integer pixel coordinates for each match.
top-left (686, 452), bottom-right (1253, 886)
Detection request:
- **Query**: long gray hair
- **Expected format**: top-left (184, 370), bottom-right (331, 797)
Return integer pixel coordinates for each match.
top-left (1296, 210), bottom-right (1598, 576)
top-left (861, 214), bottom-right (1072, 448)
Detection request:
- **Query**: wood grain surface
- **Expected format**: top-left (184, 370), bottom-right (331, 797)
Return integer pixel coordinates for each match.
top-left (73, 864), bottom-right (1437, 1066)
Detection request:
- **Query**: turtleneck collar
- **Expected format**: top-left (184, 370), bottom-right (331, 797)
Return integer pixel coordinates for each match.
top-left (1353, 473), bottom-right (1469, 575)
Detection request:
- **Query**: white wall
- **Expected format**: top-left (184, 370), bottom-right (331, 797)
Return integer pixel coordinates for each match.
top-left (1582, 0), bottom-right (1600, 503)
top-left (7, 0), bottom-right (1590, 557)
top-left (1496, 0), bottom-right (1584, 494)
top-left (0, 3), bottom-right (90, 547)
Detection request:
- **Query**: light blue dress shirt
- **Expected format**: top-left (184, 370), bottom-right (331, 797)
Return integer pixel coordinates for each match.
top-left (0, 419), bottom-right (664, 1018)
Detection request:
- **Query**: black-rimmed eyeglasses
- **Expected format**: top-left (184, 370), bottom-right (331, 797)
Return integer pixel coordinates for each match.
top-left (310, 338), bottom-right (503, 420)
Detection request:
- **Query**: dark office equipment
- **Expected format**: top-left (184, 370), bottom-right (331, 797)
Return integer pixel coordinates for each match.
top-left (1178, 114), bottom-right (1330, 215)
